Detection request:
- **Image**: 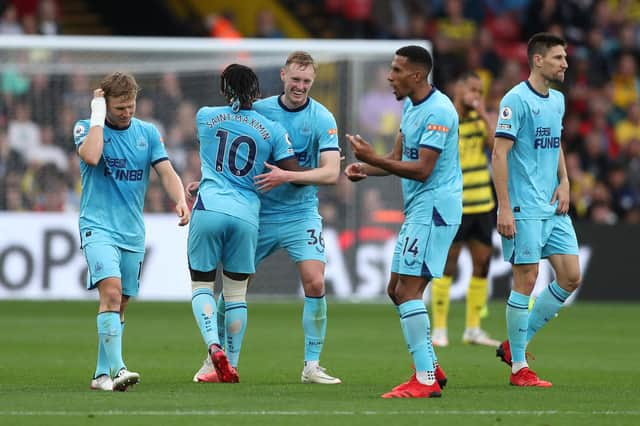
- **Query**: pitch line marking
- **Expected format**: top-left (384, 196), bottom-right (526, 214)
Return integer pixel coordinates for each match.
top-left (1, 410), bottom-right (640, 416)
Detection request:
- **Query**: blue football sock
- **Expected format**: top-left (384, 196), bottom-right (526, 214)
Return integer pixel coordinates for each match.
top-left (93, 322), bottom-right (124, 379)
top-left (97, 311), bottom-right (125, 376)
top-left (225, 301), bottom-right (247, 368)
top-left (506, 290), bottom-right (530, 363)
top-left (94, 320), bottom-right (125, 378)
top-left (527, 280), bottom-right (571, 341)
top-left (398, 300), bottom-right (434, 373)
top-left (94, 336), bottom-right (110, 378)
top-left (216, 294), bottom-right (226, 350)
top-left (191, 288), bottom-right (219, 348)
top-left (303, 295), bottom-right (327, 362)
top-left (395, 302), bottom-right (439, 367)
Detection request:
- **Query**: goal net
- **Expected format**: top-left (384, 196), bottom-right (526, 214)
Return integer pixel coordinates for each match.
top-left (0, 35), bottom-right (431, 300)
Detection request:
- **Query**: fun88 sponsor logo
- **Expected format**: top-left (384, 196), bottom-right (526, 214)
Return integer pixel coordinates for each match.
top-left (103, 156), bottom-right (143, 181)
top-left (533, 127), bottom-right (560, 149)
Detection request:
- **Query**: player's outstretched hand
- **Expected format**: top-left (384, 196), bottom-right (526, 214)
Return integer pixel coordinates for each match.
top-left (255, 162), bottom-right (290, 192)
top-left (346, 133), bottom-right (376, 163)
top-left (185, 181), bottom-right (199, 202)
top-left (175, 200), bottom-right (190, 226)
top-left (344, 162), bottom-right (367, 182)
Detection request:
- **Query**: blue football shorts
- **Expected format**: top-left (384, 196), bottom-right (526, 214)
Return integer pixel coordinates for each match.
top-left (501, 214), bottom-right (579, 264)
top-left (255, 217), bottom-right (326, 266)
top-left (188, 209), bottom-right (258, 274)
top-left (83, 242), bottom-right (144, 297)
top-left (391, 221), bottom-right (459, 279)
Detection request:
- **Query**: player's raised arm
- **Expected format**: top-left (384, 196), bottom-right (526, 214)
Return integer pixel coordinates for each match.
top-left (78, 89), bottom-right (107, 166)
top-left (154, 160), bottom-right (190, 226)
top-left (492, 136), bottom-right (515, 239)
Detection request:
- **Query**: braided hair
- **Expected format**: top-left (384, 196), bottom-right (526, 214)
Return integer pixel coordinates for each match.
top-left (220, 64), bottom-right (260, 112)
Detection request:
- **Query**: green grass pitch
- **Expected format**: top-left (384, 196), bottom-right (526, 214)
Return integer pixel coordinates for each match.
top-left (1, 300), bottom-right (639, 426)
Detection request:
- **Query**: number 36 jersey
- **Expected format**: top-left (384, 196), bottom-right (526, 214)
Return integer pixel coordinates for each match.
top-left (195, 105), bottom-right (295, 227)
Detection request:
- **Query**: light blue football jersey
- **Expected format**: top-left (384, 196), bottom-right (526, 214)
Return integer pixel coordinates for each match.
top-left (400, 88), bottom-right (462, 225)
top-left (495, 81), bottom-right (565, 219)
top-left (74, 118), bottom-right (168, 252)
top-left (194, 105), bottom-right (295, 227)
top-left (253, 96), bottom-right (340, 222)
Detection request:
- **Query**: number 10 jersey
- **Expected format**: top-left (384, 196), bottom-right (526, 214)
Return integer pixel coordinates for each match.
top-left (195, 105), bottom-right (294, 227)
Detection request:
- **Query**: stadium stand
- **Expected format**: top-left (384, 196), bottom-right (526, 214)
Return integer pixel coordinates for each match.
top-left (1, 0), bottom-right (639, 224)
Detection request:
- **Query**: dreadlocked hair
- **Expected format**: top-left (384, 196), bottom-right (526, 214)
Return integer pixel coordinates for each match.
top-left (220, 64), bottom-right (260, 112)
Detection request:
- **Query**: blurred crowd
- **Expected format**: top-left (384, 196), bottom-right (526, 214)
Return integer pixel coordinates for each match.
top-left (2, 0), bottom-right (640, 225)
top-left (315, 0), bottom-right (640, 225)
top-left (0, 69), bottom-right (208, 213)
top-left (0, 0), bottom-right (60, 36)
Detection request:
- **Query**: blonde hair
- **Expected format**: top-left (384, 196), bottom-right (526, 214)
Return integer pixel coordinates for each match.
top-left (285, 51), bottom-right (316, 72)
top-left (100, 72), bottom-right (139, 100)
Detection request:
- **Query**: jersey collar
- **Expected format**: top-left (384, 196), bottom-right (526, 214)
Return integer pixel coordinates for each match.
top-left (278, 94), bottom-right (310, 112)
top-left (105, 119), bottom-right (132, 130)
top-left (412, 86), bottom-right (436, 106)
top-left (525, 80), bottom-right (549, 98)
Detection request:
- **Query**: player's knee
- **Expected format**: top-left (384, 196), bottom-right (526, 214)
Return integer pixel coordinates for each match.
top-left (222, 274), bottom-right (248, 302)
top-left (443, 261), bottom-right (457, 277)
top-left (389, 283), bottom-right (418, 304)
top-left (386, 285), bottom-right (398, 304)
top-left (386, 274), bottom-right (400, 304)
top-left (120, 295), bottom-right (130, 313)
top-left (303, 276), bottom-right (325, 297)
top-left (473, 258), bottom-right (491, 278)
top-left (563, 270), bottom-right (581, 292)
top-left (513, 268), bottom-right (538, 293)
top-left (99, 283), bottom-right (122, 310)
top-left (102, 297), bottom-right (120, 311)
top-left (391, 286), bottom-right (404, 301)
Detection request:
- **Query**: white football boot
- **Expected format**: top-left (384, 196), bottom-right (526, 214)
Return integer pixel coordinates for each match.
top-left (301, 363), bottom-right (342, 384)
top-left (112, 368), bottom-right (140, 391)
top-left (90, 374), bottom-right (113, 391)
top-left (462, 328), bottom-right (500, 347)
